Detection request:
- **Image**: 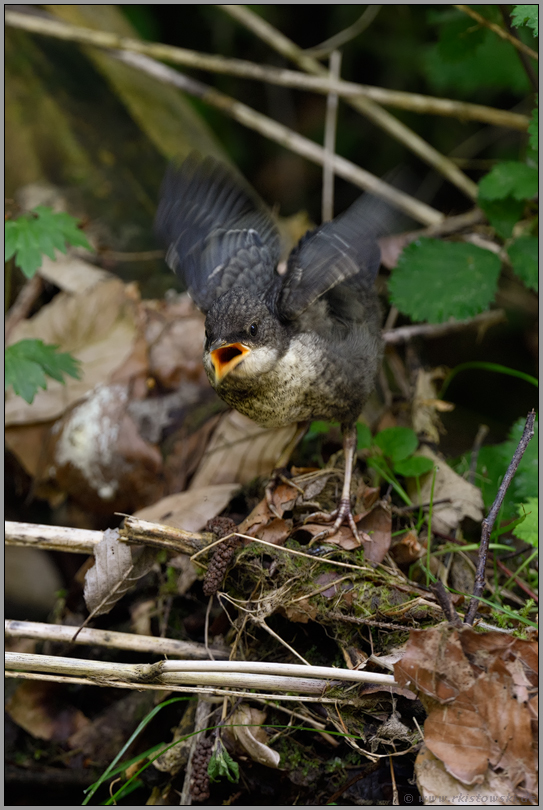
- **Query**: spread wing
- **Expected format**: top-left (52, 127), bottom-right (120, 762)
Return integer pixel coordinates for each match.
top-left (155, 154), bottom-right (281, 313)
top-left (278, 190), bottom-right (388, 321)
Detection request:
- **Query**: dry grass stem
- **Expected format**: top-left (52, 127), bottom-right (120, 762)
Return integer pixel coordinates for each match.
top-left (4, 11), bottom-right (529, 131)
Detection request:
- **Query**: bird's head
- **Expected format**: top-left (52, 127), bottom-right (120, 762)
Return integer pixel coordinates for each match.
top-left (203, 288), bottom-right (288, 387)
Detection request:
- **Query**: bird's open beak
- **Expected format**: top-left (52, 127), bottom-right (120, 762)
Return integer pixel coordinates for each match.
top-left (209, 342), bottom-right (251, 381)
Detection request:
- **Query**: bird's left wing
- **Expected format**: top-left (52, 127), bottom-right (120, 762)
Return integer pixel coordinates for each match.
top-left (278, 192), bottom-right (386, 321)
top-left (155, 155), bottom-right (280, 313)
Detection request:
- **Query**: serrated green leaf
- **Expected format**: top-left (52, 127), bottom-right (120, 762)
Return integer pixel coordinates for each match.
top-left (208, 740), bottom-right (239, 784)
top-left (356, 422), bottom-right (372, 450)
top-left (511, 5), bottom-right (538, 36)
top-left (528, 103), bottom-right (538, 151)
top-left (394, 456), bottom-right (435, 478)
top-left (5, 339), bottom-right (81, 404)
top-left (389, 238), bottom-right (502, 324)
top-left (5, 206), bottom-right (91, 277)
top-left (479, 197), bottom-right (525, 239)
top-left (374, 427), bottom-right (418, 464)
top-left (5, 221), bottom-right (18, 261)
top-left (513, 498), bottom-right (538, 547)
top-left (507, 236), bottom-right (538, 291)
top-left (478, 162), bottom-right (538, 201)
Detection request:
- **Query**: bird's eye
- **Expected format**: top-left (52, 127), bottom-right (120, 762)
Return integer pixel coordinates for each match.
top-left (249, 322), bottom-right (258, 337)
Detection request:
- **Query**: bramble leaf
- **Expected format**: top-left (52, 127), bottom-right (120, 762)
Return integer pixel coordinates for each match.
top-left (507, 236), bottom-right (538, 291)
top-left (389, 238), bottom-right (502, 323)
top-left (478, 197), bottom-right (525, 239)
top-left (478, 162), bottom-right (538, 201)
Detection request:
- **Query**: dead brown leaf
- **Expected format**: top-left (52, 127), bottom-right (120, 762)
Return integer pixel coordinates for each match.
top-left (409, 448), bottom-right (484, 535)
top-left (134, 484), bottom-right (239, 532)
top-left (357, 504), bottom-right (392, 563)
top-left (6, 681), bottom-right (89, 742)
top-left (396, 625), bottom-right (538, 798)
top-left (390, 530), bottom-right (423, 566)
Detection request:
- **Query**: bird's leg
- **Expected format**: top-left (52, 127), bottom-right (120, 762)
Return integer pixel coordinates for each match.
top-left (304, 424), bottom-right (363, 543)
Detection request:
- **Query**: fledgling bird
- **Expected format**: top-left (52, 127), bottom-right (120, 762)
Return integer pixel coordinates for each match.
top-left (155, 155), bottom-right (384, 541)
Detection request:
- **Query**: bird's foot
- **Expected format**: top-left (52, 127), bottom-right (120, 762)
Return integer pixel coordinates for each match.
top-left (304, 498), bottom-right (367, 544)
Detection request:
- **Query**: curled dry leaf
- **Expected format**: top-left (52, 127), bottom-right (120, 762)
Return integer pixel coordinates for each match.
top-left (189, 410), bottom-right (298, 488)
top-left (395, 625), bottom-right (538, 798)
top-left (227, 705), bottom-right (281, 769)
top-left (134, 484), bottom-right (239, 532)
top-left (83, 528), bottom-right (156, 619)
top-left (409, 447), bottom-right (484, 535)
top-left (390, 530), bottom-right (423, 566)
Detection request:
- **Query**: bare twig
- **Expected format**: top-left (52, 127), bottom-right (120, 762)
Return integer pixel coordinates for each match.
top-left (5, 274), bottom-right (43, 342)
top-left (4, 619), bottom-right (229, 659)
top-left (322, 50), bottom-right (342, 222)
top-left (496, 559), bottom-right (539, 602)
top-left (4, 10), bottom-right (529, 131)
top-left (305, 5), bottom-right (382, 57)
top-left (454, 4), bottom-right (538, 61)
top-left (5, 521), bottom-right (102, 554)
top-left (465, 410), bottom-right (536, 624)
top-left (383, 309), bottom-right (507, 345)
top-left (114, 50), bottom-right (442, 226)
top-left (430, 581), bottom-right (462, 626)
top-left (220, 5), bottom-right (479, 199)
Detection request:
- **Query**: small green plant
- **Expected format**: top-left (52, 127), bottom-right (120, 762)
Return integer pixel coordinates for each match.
top-left (5, 205), bottom-right (91, 403)
top-left (208, 738), bottom-right (240, 784)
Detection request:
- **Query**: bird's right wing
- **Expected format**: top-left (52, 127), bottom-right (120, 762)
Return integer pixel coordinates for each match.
top-left (155, 155), bottom-right (280, 313)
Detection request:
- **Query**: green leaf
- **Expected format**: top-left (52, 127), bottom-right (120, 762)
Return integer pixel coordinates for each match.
top-left (5, 206), bottom-right (91, 278)
top-left (507, 236), bottom-right (538, 291)
top-left (374, 427), bottom-right (418, 464)
top-left (500, 416), bottom-right (539, 506)
top-left (394, 456), bottom-right (435, 478)
top-left (478, 197), bottom-right (525, 239)
top-left (528, 101), bottom-right (538, 151)
top-left (511, 5), bottom-right (539, 36)
top-left (424, 11), bottom-right (532, 95)
top-left (5, 339), bottom-right (81, 404)
top-left (389, 238), bottom-right (502, 323)
top-left (356, 422), bottom-right (372, 450)
top-left (478, 162), bottom-right (538, 201)
top-left (513, 498), bottom-right (538, 547)
top-left (208, 740), bottom-right (239, 784)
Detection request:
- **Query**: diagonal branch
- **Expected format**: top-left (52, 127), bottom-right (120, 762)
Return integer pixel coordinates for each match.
top-left (219, 4), bottom-right (479, 200)
top-left (454, 4), bottom-right (538, 61)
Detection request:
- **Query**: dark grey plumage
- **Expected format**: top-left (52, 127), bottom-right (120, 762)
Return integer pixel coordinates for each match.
top-left (155, 154), bottom-right (385, 539)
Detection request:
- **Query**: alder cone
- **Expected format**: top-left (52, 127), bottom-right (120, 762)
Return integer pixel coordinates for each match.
top-left (190, 735), bottom-right (214, 802)
top-left (203, 517), bottom-right (241, 596)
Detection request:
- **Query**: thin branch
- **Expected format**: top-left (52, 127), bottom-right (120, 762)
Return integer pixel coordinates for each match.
top-left (430, 581), bottom-right (462, 626)
top-left (114, 50), bottom-right (443, 225)
top-left (454, 4), bottom-right (538, 61)
top-left (305, 5), bottom-right (382, 57)
top-left (465, 410), bottom-right (536, 624)
top-left (4, 10), bottom-right (529, 130)
top-left (5, 521), bottom-right (102, 554)
top-left (322, 50), bottom-right (342, 222)
top-left (4, 619), bottom-right (229, 659)
top-left (383, 309), bottom-right (507, 345)
top-left (219, 5), bottom-right (479, 200)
